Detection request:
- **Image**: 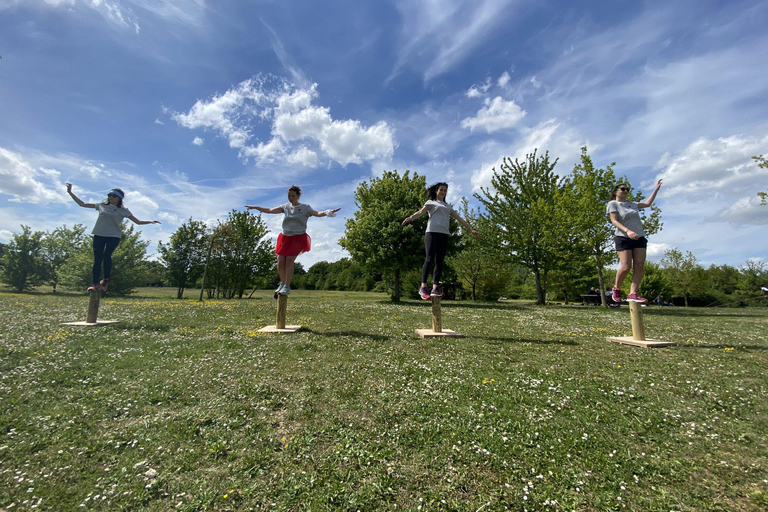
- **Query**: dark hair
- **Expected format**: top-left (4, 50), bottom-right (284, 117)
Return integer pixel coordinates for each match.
top-left (426, 182), bottom-right (448, 201)
top-left (610, 183), bottom-right (630, 201)
top-left (288, 185), bottom-right (302, 197)
top-left (104, 188), bottom-right (125, 208)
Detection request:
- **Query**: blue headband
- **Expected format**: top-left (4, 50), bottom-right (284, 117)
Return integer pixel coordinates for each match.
top-left (109, 189), bottom-right (124, 199)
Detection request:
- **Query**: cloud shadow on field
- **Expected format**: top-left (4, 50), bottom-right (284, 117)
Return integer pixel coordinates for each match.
top-left (304, 329), bottom-right (391, 342)
top-left (378, 300), bottom-right (529, 312)
top-left (480, 336), bottom-right (579, 346)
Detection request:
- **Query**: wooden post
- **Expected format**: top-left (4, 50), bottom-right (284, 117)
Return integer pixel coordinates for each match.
top-left (258, 294), bottom-right (301, 333)
top-left (431, 296), bottom-right (442, 333)
top-left (61, 291), bottom-right (119, 327)
top-left (87, 291), bottom-right (100, 324)
top-left (276, 294), bottom-right (287, 330)
top-left (606, 301), bottom-right (674, 348)
top-left (416, 295), bottom-right (464, 338)
top-left (629, 301), bottom-right (645, 341)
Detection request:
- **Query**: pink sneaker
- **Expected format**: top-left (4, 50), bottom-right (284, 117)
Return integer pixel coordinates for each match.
top-left (611, 287), bottom-right (622, 303)
top-left (99, 279), bottom-right (109, 291)
top-left (87, 283), bottom-right (98, 292)
top-left (419, 286), bottom-right (431, 300)
top-left (430, 286), bottom-right (444, 297)
top-left (626, 292), bottom-right (647, 303)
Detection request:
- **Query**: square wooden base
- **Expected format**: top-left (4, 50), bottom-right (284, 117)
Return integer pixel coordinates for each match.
top-left (61, 320), bottom-right (120, 327)
top-left (415, 328), bottom-right (465, 338)
top-left (257, 325), bottom-right (302, 333)
top-left (607, 336), bottom-right (675, 348)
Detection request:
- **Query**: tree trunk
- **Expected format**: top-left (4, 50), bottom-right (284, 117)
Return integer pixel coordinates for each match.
top-left (533, 269), bottom-right (545, 305)
top-left (684, 293), bottom-right (689, 307)
top-left (392, 268), bottom-right (401, 302)
top-left (597, 263), bottom-right (607, 308)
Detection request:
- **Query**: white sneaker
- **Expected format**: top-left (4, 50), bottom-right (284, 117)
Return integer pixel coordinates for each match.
top-left (279, 284), bottom-right (291, 295)
top-left (275, 282), bottom-right (284, 293)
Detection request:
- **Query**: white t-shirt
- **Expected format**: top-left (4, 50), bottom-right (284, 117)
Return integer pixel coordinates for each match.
top-left (280, 203), bottom-right (317, 236)
top-left (425, 200), bottom-right (454, 235)
top-left (92, 203), bottom-right (132, 238)
top-left (606, 200), bottom-right (645, 238)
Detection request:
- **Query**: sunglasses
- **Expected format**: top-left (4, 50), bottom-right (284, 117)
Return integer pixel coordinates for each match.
top-left (618, 187), bottom-right (629, 192)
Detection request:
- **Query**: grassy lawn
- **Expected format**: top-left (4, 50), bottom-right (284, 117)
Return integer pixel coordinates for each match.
top-left (1, 289), bottom-right (767, 511)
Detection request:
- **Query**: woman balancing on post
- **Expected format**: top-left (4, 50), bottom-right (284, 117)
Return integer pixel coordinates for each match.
top-left (607, 179), bottom-right (662, 303)
top-left (67, 183), bottom-right (161, 292)
top-left (246, 186), bottom-right (340, 298)
top-left (402, 182), bottom-right (479, 300)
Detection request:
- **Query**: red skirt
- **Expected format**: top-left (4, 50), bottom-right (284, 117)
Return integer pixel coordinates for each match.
top-left (275, 233), bottom-right (311, 256)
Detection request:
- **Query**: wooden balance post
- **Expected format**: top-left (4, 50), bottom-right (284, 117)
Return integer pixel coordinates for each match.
top-left (415, 296), bottom-right (465, 338)
top-left (606, 301), bottom-right (674, 348)
top-left (61, 290), bottom-right (119, 327)
top-left (258, 294), bottom-right (301, 333)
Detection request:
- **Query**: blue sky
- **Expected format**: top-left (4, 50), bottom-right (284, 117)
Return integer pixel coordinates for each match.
top-left (1, 0), bottom-right (767, 269)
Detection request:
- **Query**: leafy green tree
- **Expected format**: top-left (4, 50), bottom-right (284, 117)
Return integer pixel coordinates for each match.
top-left (637, 261), bottom-right (673, 303)
top-left (158, 218), bottom-right (209, 299)
top-left (1, 226), bottom-right (47, 292)
top-left (206, 211), bottom-right (274, 299)
top-left (736, 259), bottom-right (767, 298)
top-left (340, 170), bottom-right (426, 301)
top-left (661, 248), bottom-right (705, 307)
top-left (59, 225), bottom-right (152, 295)
top-left (42, 224), bottom-right (87, 293)
top-left (475, 150), bottom-right (562, 305)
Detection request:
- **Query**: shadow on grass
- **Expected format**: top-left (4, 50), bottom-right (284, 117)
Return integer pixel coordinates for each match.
top-left (479, 335), bottom-right (579, 346)
top-left (378, 299), bottom-right (530, 312)
top-left (304, 328), bottom-right (391, 342)
top-left (676, 343), bottom-right (768, 351)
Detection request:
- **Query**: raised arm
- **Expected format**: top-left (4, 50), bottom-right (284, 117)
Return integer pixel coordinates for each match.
top-left (450, 211), bottom-right (480, 239)
top-left (638, 179), bottom-right (662, 209)
top-left (66, 183), bottom-right (95, 208)
top-left (245, 205), bottom-right (284, 214)
top-left (402, 205), bottom-right (429, 226)
top-left (128, 215), bottom-right (161, 226)
top-left (311, 208), bottom-right (341, 218)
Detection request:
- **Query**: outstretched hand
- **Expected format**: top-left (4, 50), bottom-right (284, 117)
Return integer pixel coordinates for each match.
top-left (655, 179), bottom-right (662, 190)
top-left (66, 183), bottom-right (73, 193)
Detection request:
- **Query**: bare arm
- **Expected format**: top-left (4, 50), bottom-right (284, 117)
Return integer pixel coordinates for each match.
top-left (245, 205), bottom-right (283, 214)
top-left (311, 208), bottom-right (341, 217)
top-left (638, 179), bottom-right (662, 209)
top-left (450, 211), bottom-right (480, 239)
top-left (608, 212), bottom-right (640, 240)
top-left (402, 205), bottom-right (429, 226)
top-left (128, 215), bottom-right (161, 225)
top-left (66, 183), bottom-right (96, 208)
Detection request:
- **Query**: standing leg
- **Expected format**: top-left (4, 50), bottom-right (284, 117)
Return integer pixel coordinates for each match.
top-left (629, 248), bottom-right (647, 295)
top-left (277, 255), bottom-right (286, 284)
top-left (283, 256), bottom-right (298, 286)
top-left (615, 250), bottom-right (633, 289)
top-left (421, 233), bottom-right (436, 288)
top-left (431, 233), bottom-right (449, 291)
top-left (101, 237), bottom-right (120, 282)
top-left (92, 236), bottom-right (107, 286)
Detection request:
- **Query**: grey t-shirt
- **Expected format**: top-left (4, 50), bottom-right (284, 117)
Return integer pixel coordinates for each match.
top-left (281, 203), bottom-right (317, 236)
top-left (606, 200), bottom-right (645, 238)
top-left (425, 200), bottom-right (454, 235)
top-left (92, 203), bottom-right (132, 238)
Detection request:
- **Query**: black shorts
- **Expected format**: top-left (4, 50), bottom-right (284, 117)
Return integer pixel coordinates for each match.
top-left (615, 236), bottom-right (647, 251)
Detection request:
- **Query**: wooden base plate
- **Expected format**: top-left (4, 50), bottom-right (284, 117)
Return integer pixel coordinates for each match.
top-left (415, 328), bottom-right (465, 338)
top-left (61, 320), bottom-right (120, 327)
top-left (607, 336), bottom-right (675, 348)
top-left (258, 325), bottom-right (302, 333)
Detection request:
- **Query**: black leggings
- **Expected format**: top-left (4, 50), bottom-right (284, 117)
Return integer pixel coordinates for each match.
top-left (421, 232), bottom-right (449, 284)
top-left (92, 235), bottom-right (120, 285)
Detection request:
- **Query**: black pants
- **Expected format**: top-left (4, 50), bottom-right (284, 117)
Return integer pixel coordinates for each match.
top-left (92, 235), bottom-right (120, 285)
top-left (421, 232), bottom-right (449, 284)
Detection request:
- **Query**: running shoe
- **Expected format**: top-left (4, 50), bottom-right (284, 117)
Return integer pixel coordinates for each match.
top-left (419, 286), bottom-right (431, 300)
top-left (611, 287), bottom-right (622, 303)
top-left (99, 279), bottom-right (109, 291)
top-left (279, 284), bottom-right (291, 295)
top-left (430, 286), bottom-right (444, 297)
top-left (626, 292), bottom-right (647, 303)
top-left (87, 283), bottom-right (98, 292)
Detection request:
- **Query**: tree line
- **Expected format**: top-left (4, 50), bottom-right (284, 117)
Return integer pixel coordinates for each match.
top-left (2, 147), bottom-right (766, 306)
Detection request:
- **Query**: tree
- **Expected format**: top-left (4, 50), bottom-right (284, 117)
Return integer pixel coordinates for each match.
top-left (59, 225), bottom-right (152, 295)
top-left (475, 150), bottom-right (563, 305)
top-left (736, 259), bottom-right (767, 298)
top-left (1, 226), bottom-right (46, 292)
top-left (41, 224), bottom-right (87, 293)
top-left (754, 155), bottom-right (767, 205)
top-left (158, 218), bottom-right (209, 299)
top-left (340, 170), bottom-right (426, 301)
top-left (661, 248), bottom-right (705, 307)
top-left (205, 211), bottom-right (273, 299)
top-left (637, 261), bottom-right (672, 302)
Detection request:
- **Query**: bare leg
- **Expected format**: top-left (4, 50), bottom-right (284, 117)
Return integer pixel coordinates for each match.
top-left (283, 255), bottom-right (297, 286)
top-left (277, 255), bottom-right (286, 284)
top-left (630, 248), bottom-right (646, 294)
top-left (615, 250), bottom-right (633, 289)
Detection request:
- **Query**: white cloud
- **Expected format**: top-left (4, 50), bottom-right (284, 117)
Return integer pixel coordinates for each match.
top-left (192, 136), bottom-right (204, 146)
top-left (707, 195), bottom-right (768, 226)
top-left (461, 96), bottom-right (526, 133)
top-left (0, 147), bottom-right (64, 204)
top-left (497, 71), bottom-right (511, 88)
top-left (466, 78), bottom-right (491, 98)
top-left (173, 77), bottom-right (395, 167)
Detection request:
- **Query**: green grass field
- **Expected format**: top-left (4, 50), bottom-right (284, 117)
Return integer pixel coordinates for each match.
top-left (1, 289), bottom-right (766, 511)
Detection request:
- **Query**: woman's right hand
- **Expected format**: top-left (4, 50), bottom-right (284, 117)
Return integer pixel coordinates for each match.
top-left (626, 230), bottom-right (639, 240)
top-left (402, 217), bottom-right (410, 226)
top-left (66, 183), bottom-right (72, 193)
